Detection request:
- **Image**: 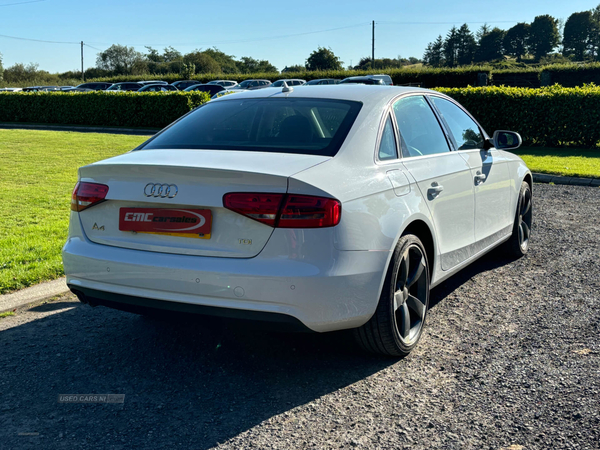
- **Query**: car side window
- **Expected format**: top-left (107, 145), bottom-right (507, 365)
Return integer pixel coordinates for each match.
top-left (429, 96), bottom-right (485, 150)
top-left (378, 115), bottom-right (398, 161)
top-left (393, 96), bottom-right (451, 157)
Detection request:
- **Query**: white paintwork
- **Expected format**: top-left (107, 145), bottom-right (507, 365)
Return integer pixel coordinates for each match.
top-left (63, 85), bottom-right (531, 332)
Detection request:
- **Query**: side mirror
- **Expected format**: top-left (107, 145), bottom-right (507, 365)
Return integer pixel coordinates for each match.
top-left (492, 130), bottom-right (522, 150)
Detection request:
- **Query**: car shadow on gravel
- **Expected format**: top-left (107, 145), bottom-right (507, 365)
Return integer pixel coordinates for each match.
top-left (1, 301), bottom-right (395, 449)
top-left (429, 249), bottom-right (513, 309)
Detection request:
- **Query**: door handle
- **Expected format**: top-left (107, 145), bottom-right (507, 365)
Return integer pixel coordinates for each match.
top-left (427, 182), bottom-right (444, 199)
top-left (474, 171), bottom-right (486, 184)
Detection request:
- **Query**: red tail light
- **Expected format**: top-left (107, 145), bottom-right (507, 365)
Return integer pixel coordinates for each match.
top-left (222, 193), bottom-right (284, 226)
top-left (71, 182), bottom-right (109, 212)
top-left (223, 193), bottom-right (341, 228)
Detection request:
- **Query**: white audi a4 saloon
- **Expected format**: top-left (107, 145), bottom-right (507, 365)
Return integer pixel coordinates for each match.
top-left (63, 85), bottom-right (533, 356)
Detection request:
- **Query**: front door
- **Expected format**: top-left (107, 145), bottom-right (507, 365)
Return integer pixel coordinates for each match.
top-left (428, 96), bottom-right (513, 245)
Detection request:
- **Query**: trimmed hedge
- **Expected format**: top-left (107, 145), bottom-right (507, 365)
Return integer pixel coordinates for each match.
top-left (2, 86), bottom-right (599, 148)
top-left (542, 63), bottom-right (600, 87)
top-left (436, 85), bottom-right (600, 147)
top-left (0, 91), bottom-right (211, 129)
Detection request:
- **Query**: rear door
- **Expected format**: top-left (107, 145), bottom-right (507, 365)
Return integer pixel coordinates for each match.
top-left (393, 95), bottom-right (476, 271)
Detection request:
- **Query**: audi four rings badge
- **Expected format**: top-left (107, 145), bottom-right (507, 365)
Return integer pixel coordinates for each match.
top-left (144, 183), bottom-right (178, 198)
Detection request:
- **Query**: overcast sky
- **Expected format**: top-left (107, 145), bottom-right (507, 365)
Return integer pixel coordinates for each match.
top-left (0, 0), bottom-right (598, 73)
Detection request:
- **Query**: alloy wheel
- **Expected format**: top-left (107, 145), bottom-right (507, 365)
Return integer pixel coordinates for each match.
top-left (393, 245), bottom-right (428, 345)
top-left (518, 187), bottom-right (533, 251)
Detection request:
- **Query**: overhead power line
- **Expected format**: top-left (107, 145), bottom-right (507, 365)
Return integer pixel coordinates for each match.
top-left (0, 0), bottom-right (46, 6)
top-left (85, 22), bottom-right (371, 47)
top-left (84, 43), bottom-right (102, 52)
top-left (0, 33), bottom-right (78, 45)
top-left (377, 20), bottom-right (518, 25)
top-left (0, 23), bottom-right (369, 49)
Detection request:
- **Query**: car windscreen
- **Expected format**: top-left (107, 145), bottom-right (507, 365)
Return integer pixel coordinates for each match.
top-left (139, 98), bottom-right (362, 157)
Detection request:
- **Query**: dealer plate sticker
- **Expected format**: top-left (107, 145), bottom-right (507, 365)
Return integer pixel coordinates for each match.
top-left (119, 208), bottom-right (212, 239)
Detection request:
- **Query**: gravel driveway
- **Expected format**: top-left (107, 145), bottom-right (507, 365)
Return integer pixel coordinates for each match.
top-left (1, 183), bottom-right (598, 450)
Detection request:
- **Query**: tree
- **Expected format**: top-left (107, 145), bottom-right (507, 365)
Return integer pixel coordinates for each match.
top-left (456, 24), bottom-right (477, 65)
top-left (423, 35), bottom-right (445, 67)
top-left (503, 23), bottom-right (530, 61)
top-left (96, 44), bottom-right (146, 75)
top-left (145, 47), bottom-right (162, 63)
top-left (563, 11), bottom-right (597, 60)
top-left (592, 4), bottom-right (600, 60)
top-left (181, 63), bottom-right (195, 79)
top-left (3, 62), bottom-right (43, 83)
top-left (443, 27), bottom-right (459, 67)
top-left (282, 65), bottom-right (305, 73)
top-left (475, 27), bottom-right (505, 62)
top-left (305, 47), bottom-right (343, 71)
top-left (529, 15), bottom-right (560, 60)
top-left (0, 52), bottom-right (3, 82)
top-left (354, 56), bottom-right (411, 70)
top-left (183, 51), bottom-right (221, 74)
top-left (237, 57), bottom-right (277, 73)
top-left (202, 48), bottom-right (239, 74)
top-left (476, 24), bottom-right (491, 42)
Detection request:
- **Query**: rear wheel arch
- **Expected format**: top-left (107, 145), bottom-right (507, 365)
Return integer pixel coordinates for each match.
top-left (523, 173), bottom-right (532, 191)
top-left (400, 220), bottom-right (435, 279)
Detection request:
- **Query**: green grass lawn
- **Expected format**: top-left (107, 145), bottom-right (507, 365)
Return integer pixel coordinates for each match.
top-left (0, 130), bottom-right (148, 294)
top-left (513, 147), bottom-right (600, 179)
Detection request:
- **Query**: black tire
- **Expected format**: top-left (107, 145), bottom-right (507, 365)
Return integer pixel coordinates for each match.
top-left (504, 181), bottom-right (533, 258)
top-left (353, 234), bottom-right (430, 357)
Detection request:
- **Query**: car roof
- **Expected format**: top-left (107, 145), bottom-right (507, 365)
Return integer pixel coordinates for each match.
top-left (209, 85), bottom-right (429, 107)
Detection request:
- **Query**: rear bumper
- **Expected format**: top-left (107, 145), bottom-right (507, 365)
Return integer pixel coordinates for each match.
top-left (62, 218), bottom-right (390, 332)
top-left (71, 286), bottom-right (312, 332)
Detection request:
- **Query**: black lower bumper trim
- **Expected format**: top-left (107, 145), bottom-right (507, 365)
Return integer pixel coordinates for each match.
top-left (69, 285), bottom-right (312, 332)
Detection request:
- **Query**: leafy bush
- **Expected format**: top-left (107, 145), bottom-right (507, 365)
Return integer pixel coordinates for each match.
top-left (436, 84), bottom-right (600, 147)
top-left (0, 91), bottom-right (211, 129)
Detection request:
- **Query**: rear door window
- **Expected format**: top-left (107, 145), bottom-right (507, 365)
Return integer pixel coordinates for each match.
top-left (378, 115), bottom-right (398, 161)
top-left (393, 96), bottom-right (451, 157)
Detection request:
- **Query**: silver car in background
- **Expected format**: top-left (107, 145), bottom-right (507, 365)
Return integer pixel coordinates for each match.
top-left (63, 85), bottom-right (532, 357)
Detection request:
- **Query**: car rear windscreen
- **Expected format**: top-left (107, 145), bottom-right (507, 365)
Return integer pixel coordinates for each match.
top-left (140, 98), bottom-right (362, 156)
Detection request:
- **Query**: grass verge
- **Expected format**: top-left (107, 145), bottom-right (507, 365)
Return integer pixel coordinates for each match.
top-left (513, 147), bottom-right (600, 178)
top-left (0, 129), bottom-right (148, 294)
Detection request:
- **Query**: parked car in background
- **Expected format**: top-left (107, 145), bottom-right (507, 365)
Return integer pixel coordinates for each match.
top-left (172, 80), bottom-right (200, 90)
top-left (207, 80), bottom-right (239, 88)
top-left (271, 79), bottom-right (306, 87)
top-left (62, 85), bottom-right (531, 357)
top-left (210, 89), bottom-right (248, 99)
top-left (340, 74), bottom-right (393, 85)
top-left (0, 87), bottom-right (23, 92)
top-left (106, 82), bottom-right (142, 92)
top-left (138, 84), bottom-right (178, 92)
top-left (64, 82), bottom-right (113, 92)
top-left (304, 78), bottom-right (342, 85)
top-left (22, 86), bottom-right (60, 92)
top-left (60, 86), bottom-right (75, 91)
top-left (232, 79), bottom-right (271, 90)
top-left (137, 80), bottom-right (168, 86)
top-left (184, 84), bottom-right (225, 96)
